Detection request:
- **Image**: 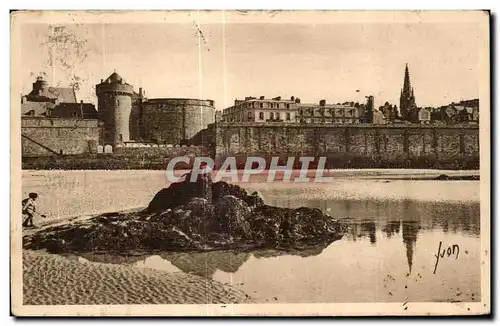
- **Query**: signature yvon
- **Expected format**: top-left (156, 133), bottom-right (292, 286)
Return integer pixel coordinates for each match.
top-left (434, 241), bottom-right (460, 274)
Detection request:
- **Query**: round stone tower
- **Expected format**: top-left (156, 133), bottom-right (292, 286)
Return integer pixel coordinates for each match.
top-left (96, 72), bottom-right (134, 146)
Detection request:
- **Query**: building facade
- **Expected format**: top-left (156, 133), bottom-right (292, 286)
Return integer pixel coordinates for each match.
top-left (297, 100), bottom-right (363, 124)
top-left (417, 108), bottom-right (431, 124)
top-left (222, 95), bottom-right (374, 125)
top-left (221, 96), bottom-right (299, 123)
top-left (430, 99), bottom-right (479, 125)
top-left (21, 76), bottom-right (97, 119)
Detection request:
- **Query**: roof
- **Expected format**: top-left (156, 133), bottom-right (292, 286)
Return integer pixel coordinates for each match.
top-left (242, 98), bottom-right (295, 103)
top-left (103, 72), bottom-right (127, 84)
top-left (27, 86), bottom-right (77, 103)
top-left (47, 87), bottom-right (77, 103)
top-left (21, 101), bottom-right (55, 116)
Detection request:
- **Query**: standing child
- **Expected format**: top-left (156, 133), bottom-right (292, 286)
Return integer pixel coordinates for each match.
top-left (22, 193), bottom-right (39, 228)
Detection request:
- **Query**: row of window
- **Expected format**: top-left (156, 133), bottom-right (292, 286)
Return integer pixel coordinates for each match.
top-left (256, 112), bottom-right (292, 121)
top-left (298, 108), bottom-right (358, 117)
top-left (224, 102), bottom-right (293, 115)
top-left (225, 111), bottom-right (293, 122)
top-left (300, 118), bottom-right (360, 124)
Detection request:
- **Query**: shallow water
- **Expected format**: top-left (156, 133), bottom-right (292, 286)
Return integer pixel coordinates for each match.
top-left (127, 196), bottom-right (480, 303)
top-left (22, 170), bottom-right (481, 303)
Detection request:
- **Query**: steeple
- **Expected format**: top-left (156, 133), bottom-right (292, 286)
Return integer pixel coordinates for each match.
top-left (399, 63), bottom-right (417, 121)
top-left (403, 63), bottom-right (411, 92)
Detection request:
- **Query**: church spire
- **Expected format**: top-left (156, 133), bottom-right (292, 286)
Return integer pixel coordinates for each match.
top-left (399, 63), bottom-right (417, 121)
top-left (403, 63), bottom-right (411, 93)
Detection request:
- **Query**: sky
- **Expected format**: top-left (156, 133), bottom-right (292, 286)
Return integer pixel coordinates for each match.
top-left (17, 11), bottom-right (483, 110)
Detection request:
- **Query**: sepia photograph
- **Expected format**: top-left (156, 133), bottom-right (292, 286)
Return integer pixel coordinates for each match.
top-left (10, 10), bottom-right (490, 316)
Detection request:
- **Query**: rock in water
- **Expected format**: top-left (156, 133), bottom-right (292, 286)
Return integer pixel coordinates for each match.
top-left (24, 180), bottom-right (347, 254)
top-left (214, 195), bottom-right (252, 238)
top-left (434, 174), bottom-right (451, 180)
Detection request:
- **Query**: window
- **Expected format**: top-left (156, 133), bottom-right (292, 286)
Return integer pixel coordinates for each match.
top-left (276, 113), bottom-right (280, 120)
top-left (286, 113), bottom-right (291, 120)
top-left (286, 103), bottom-right (290, 109)
top-left (247, 112), bottom-right (253, 120)
top-left (270, 112), bottom-right (274, 120)
top-left (71, 111), bottom-right (77, 117)
top-left (259, 112), bottom-right (264, 120)
top-left (260, 103), bottom-right (264, 109)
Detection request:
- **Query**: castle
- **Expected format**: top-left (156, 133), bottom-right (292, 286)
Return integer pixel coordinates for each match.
top-left (96, 72), bottom-right (216, 146)
top-left (21, 72), bottom-right (216, 156)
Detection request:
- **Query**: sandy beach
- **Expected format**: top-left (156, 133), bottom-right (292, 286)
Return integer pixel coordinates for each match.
top-left (23, 250), bottom-right (253, 305)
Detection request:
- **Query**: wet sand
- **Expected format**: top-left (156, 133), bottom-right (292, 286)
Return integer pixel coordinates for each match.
top-left (23, 250), bottom-right (253, 305)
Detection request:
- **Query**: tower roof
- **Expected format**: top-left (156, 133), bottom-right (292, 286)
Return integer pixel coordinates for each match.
top-left (104, 72), bottom-right (125, 84)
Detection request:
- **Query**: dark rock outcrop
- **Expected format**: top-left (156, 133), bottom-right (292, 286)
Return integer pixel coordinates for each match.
top-left (433, 174), bottom-right (479, 181)
top-left (214, 195), bottom-right (252, 238)
top-left (147, 172), bottom-right (213, 212)
top-left (24, 176), bottom-right (348, 254)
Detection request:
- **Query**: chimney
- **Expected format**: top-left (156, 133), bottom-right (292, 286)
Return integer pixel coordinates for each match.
top-left (260, 96), bottom-right (265, 100)
top-left (291, 96), bottom-right (295, 101)
top-left (295, 98), bottom-right (301, 104)
top-left (100, 79), bottom-right (103, 83)
top-left (319, 99), bottom-right (326, 106)
top-left (139, 87), bottom-right (143, 97)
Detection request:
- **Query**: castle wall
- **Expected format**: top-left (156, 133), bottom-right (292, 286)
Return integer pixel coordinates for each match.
top-left (21, 117), bottom-right (100, 157)
top-left (140, 98), bottom-right (215, 145)
top-left (215, 123), bottom-right (480, 168)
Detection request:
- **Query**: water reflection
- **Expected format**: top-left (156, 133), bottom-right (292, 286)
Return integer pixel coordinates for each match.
top-left (402, 221), bottom-right (419, 274)
top-left (269, 198), bottom-right (480, 236)
top-left (72, 196), bottom-right (480, 303)
top-left (382, 220), bottom-right (401, 238)
top-left (157, 252), bottom-right (250, 278)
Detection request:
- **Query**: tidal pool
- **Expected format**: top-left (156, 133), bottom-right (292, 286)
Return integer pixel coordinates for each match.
top-left (126, 195), bottom-right (480, 303)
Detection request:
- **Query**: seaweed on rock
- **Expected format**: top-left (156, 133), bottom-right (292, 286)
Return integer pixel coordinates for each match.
top-left (24, 174), bottom-right (347, 254)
